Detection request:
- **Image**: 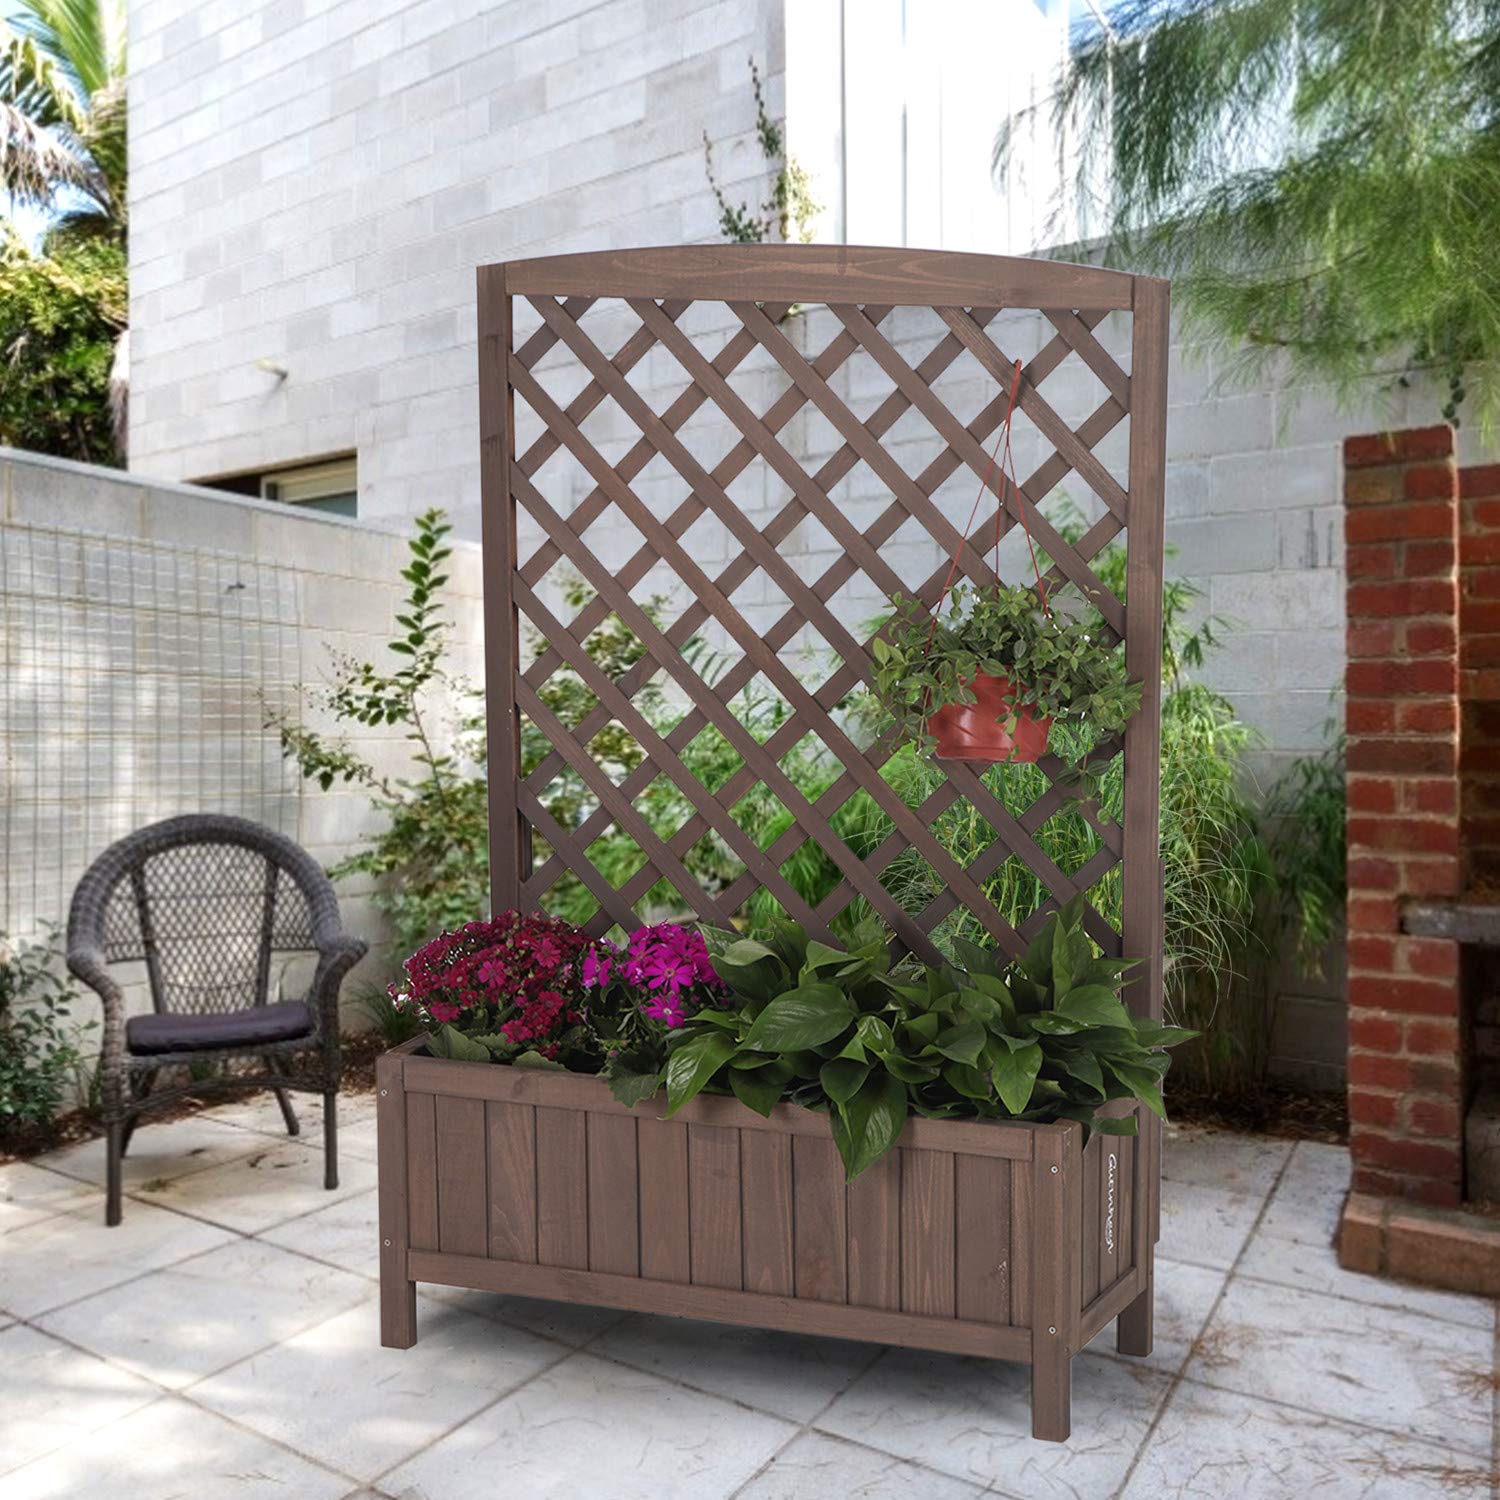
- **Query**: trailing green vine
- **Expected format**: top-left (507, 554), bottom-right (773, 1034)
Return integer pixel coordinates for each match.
top-left (703, 57), bottom-right (820, 245)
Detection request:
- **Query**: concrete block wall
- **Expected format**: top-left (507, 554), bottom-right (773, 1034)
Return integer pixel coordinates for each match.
top-left (0, 447), bottom-right (483, 1054)
top-left (127, 0), bottom-right (787, 536)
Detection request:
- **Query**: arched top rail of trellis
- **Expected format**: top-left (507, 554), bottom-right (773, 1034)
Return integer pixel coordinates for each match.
top-left (478, 245), bottom-right (1168, 1018)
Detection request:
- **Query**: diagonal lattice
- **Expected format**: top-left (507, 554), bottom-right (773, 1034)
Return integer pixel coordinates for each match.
top-left (481, 249), bottom-right (1166, 970)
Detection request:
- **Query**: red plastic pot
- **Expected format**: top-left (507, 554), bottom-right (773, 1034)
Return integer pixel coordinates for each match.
top-left (927, 673), bottom-right (1053, 764)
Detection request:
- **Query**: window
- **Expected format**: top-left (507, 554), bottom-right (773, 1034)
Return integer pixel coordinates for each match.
top-left (259, 458), bottom-right (358, 517)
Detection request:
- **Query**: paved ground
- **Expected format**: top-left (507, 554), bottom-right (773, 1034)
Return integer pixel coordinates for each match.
top-left (1, 1096), bottom-right (1495, 1499)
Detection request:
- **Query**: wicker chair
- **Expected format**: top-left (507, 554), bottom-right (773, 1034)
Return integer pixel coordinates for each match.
top-left (66, 814), bottom-right (367, 1226)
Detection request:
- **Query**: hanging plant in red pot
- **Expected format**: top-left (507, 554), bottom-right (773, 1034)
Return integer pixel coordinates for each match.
top-left (871, 360), bottom-right (1142, 775)
top-left (873, 577), bottom-right (1142, 767)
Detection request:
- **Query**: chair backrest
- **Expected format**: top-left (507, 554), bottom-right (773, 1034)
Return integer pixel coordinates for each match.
top-left (68, 814), bottom-right (342, 1015)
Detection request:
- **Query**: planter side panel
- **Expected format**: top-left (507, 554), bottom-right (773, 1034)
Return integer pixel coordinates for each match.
top-left (405, 1084), bottom-right (1033, 1331)
top-left (1081, 1129), bottom-right (1137, 1304)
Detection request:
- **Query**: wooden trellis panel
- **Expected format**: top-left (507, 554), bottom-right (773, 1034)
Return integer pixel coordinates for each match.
top-left (478, 247), bottom-right (1167, 1024)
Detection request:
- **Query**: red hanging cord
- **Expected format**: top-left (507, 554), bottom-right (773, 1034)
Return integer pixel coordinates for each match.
top-left (924, 355), bottom-right (1048, 660)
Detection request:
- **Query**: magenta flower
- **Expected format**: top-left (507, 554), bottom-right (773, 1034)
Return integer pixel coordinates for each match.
top-left (582, 944), bottom-right (615, 988)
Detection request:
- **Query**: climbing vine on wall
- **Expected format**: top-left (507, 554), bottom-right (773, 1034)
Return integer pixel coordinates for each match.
top-left (703, 58), bottom-right (820, 245)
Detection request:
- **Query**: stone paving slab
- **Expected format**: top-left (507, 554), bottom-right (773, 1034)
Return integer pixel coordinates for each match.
top-left (0, 1113), bottom-right (1494, 1498)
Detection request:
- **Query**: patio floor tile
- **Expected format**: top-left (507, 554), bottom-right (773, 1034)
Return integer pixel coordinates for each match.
top-left (1161, 1127), bottom-right (1294, 1197)
top-left (815, 1346), bottom-right (1173, 1497)
top-left (734, 1431), bottom-right (987, 1499)
top-left (378, 1350), bottom-right (796, 1499)
top-left (36, 1238), bottom-right (371, 1389)
top-left (1121, 1378), bottom-right (1495, 1499)
top-left (588, 1312), bottom-right (881, 1421)
top-left (1158, 1175), bottom-right (1270, 1271)
top-left (39, 1113), bottom-right (270, 1191)
top-left (130, 1137), bottom-right (378, 1233)
top-left (203, 1089), bottom-right (374, 1138)
top-left (1251, 1140), bottom-right (1349, 1248)
top-left (189, 1291), bottom-right (563, 1482)
top-left (0, 1160), bottom-right (97, 1234)
top-left (1085, 1257), bottom-right (1227, 1375)
top-left (0, 1194), bottom-right (234, 1318)
top-left (258, 1189), bottom-right (381, 1277)
top-left (0, 1394), bottom-right (353, 1500)
top-left (1237, 1142), bottom-right (1494, 1329)
top-left (1183, 1277), bottom-right (1496, 1458)
top-left (0, 1325), bottom-right (160, 1477)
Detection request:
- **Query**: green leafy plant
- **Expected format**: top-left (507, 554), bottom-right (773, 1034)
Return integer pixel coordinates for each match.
top-left (0, 233), bottom-right (126, 463)
top-left (875, 581), bottom-right (1142, 769)
top-left (270, 509), bottom-right (489, 960)
top-left (0, 926), bottom-right (94, 1138)
top-left (703, 57), bottom-right (820, 245)
top-left (658, 901), bottom-right (1192, 1180)
top-left (1265, 726), bottom-right (1346, 975)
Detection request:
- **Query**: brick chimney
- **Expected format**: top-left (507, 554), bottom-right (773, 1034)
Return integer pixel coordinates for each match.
top-left (1342, 425), bottom-right (1464, 1209)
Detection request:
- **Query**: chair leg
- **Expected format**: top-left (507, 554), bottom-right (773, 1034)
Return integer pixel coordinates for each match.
top-left (120, 1070), bottom-right (156, 1157)
top-left (105, 1121), bottom-right (124, 1227)
top-left (264, 1058), bottom-right (299, 1136)
top-left (323, 1090), bottom-right (338, 1190)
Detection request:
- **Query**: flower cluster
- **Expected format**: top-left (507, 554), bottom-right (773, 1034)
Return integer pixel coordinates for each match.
top-left (393, 911), bottom-right (598, 1053)
top-left (585, 923), bottom-right (725, 1028)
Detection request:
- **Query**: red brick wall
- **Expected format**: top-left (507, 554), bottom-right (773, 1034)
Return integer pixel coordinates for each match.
top-left (1461, 461), bottom-right (1500, 887)
top-left (1344, 425), bottom-right (1465, 1208)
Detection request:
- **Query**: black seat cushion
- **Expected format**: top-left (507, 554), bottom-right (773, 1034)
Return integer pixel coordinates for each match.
top-left (126, 1000), bottom-right (315, 1056)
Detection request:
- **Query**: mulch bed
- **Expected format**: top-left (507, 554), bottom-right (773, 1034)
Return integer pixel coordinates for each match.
top-left (1168, 1081), bottom-right (1349, 1145)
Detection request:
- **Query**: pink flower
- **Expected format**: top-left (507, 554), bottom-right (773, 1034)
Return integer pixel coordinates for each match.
top-left (581, 944), bottom-right (615, 988)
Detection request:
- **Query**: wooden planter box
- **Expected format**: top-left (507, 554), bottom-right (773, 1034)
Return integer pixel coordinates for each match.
top-left (376, 1037), bottom-right (1157, 1440)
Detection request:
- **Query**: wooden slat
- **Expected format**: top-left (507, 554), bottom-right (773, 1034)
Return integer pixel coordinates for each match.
top-left (1030, 1126), bottom-right (1077, 1442)
top-left (1098, 1134), bottom-right (1123, 1290)
top-left (405, 1090), bottom-right (438, 1252)
top-left (587, 1112), bottom-right (639, 1277)
top-left (740, 1132), bottom-right (794, 1296)
top-left (408, 1249), bottom-right (1033, 1363)
top-left (1119, 277), bottom-right (1170, 1358)
top-left (1117, 1134), bottom-right (1135, 1275)
top-left (1009, 1156), bottom-right (1033, 1328)
top-left (401, 1056), bottom-right (1035, 1159)
top-left (955, 1154), bottom-right (1011, 1325)
top-left (376, 1046), bottom-right (416, 1347)
top-left (637, 1117), bottom-right (690, 1283)
top-left (900, 1148), bottom-right (955, 1318)
top-left (688, 1124), bottom-right (742, 1290)
top-left (792, 1136), bottom-right (847, 1304)
top-left (486, 1100), bottom-right (536, 1263)
top-left (477, 264), bottom-right (523, 910)
top-left (846, 1148), bottom-right (901, 1311)
top-left (1081, 1135), bottom-right (1102, 1303)
top-left (502, 244), bottom-right (1134, 308)
top-left (536, 1106), bottom-right (588, 1269)
top-left (435, 1094), bottom-right (487, 1258)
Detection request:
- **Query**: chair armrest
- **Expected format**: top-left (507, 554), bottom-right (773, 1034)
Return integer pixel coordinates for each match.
top-left (309, 934), bottom-right (368, 1039)
top-left (66, 941), bottom-right (127, 1117)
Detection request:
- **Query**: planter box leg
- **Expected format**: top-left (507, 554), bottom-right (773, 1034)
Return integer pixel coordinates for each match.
top-left (1031, 1344), bottom-right (1072, 1442)
top-left (381, 1274), bottom-right (417, 1349)
top-left (376, 1050), bottom-right (417, 1349)
top-left (1116, 1285), bottom-right (1153, 1357)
